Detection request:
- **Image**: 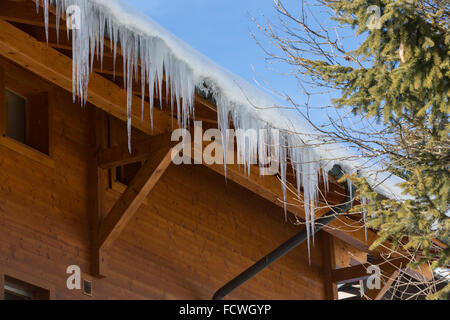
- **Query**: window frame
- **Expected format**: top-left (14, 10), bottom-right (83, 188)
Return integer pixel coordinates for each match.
top-left (107, 116), bottom-right (144, 192)
top-left (4, 282), bottom-right (34, 300)
top-left (0, 265), bottom-right (55, 300)
top-left (0, 64), bottom-right (54, 168)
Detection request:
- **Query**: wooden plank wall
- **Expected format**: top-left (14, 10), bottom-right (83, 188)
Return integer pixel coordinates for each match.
top-left (0, 57), bottom-right (327, 300)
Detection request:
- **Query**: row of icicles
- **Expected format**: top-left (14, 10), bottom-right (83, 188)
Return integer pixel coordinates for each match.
top-left (34, 0), bottom-right (351, 259)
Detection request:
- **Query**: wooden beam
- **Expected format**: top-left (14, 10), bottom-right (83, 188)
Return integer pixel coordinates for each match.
top-left (0, 67), bottom-right (5, 137)
top-left (97, 147), bottom-right (173, 252)
top-left (90, 109), bottom-right (108, 277)
top-left (334, 237), bottom-right (367, 268)
top-left (321, 232), bottom-right (338, 300)
top-left (44, 43), bottom-right (115, 58)
top-left (324, 218), bottom-right (381, 255)
top-left (195, 95), bottom-right (217, 113)
top-left (98, 133), bottom-right (172, 169)
top-left (433, 238), bottom-right (448, 249)
top-left (0, 0), bottom-right (64, 30)
top-left (9, 3), bottom-right (218, 117)
top-left (0, 19), bottom-right (175, 136)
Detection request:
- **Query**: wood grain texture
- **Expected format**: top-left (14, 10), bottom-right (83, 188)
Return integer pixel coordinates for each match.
top-left (98, 148), bottom-right (173, 252)
top-left (0, 7), bottom-right (390, 257)
top-left (321, 232), bottom-right (338, 300)
top-left (0, 1), bottom-right (435, 299)
top-left (0, 57), bottom-right (327, 299)
top-left (89, 109), bottom-right (108, 277)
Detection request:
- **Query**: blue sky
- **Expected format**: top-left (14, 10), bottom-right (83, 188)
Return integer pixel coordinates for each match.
top-left (123, 0), bottom-right (307, 106)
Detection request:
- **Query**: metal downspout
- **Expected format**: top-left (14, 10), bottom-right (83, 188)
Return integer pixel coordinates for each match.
top-left (212, 165), bottom-right (354, 300)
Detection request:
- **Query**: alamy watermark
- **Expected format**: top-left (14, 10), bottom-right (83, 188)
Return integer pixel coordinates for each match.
top-left (66, 265), bottom-right (82, 290)
top-left (366, 265), bottom-right (382, 290)
top-left (366, 5), bottom-right (382, 30)
top-left (366, 1), bottom-right (415, 30)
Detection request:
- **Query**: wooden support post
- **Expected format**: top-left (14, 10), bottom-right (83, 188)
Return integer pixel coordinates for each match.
top-left (321, 232), bottom-right (338, 300)
top-left (97, 147), bottom-right (173, 253)
top-left (90, 109), bottom-right (108, 277)
top-left (91, 111), bottom-right (173, 277)
top-left (0, 67), bottom-right (5, 137)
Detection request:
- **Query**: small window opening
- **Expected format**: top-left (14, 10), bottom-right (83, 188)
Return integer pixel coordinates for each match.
top-left (5, 89), bottom-right (49, 155)
top-left (6, 90), bottom-right (26, 144)
top-left (115, 162), bottom-right (142, 186)
top-left (3, 276), bottom-right (50, 300)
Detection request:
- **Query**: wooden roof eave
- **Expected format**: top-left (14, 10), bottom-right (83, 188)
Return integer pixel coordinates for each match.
top-left (0, 4), bottom-right (394, 263)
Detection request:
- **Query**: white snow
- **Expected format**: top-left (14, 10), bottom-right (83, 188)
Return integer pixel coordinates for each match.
top-left (34, 0), bottom-right (407, 251)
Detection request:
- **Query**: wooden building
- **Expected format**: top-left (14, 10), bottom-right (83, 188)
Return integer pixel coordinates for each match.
top-left (0, 0), bottom-right (435, 300)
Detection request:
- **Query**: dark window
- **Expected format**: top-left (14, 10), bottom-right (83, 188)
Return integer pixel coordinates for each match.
top-left (6, 90), bottom-right (26, 144)
top-left (106, 115), bottom-right (143, 187)
top-left (115, 162), bottom-right (142, 186)
top-left (3, 276), bottom-right (50, 300)
top-left (5, 89), bottom-right (49, 155)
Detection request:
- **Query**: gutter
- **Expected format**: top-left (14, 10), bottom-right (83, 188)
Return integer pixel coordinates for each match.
top-left (212, 164), bottom-right (354, 300)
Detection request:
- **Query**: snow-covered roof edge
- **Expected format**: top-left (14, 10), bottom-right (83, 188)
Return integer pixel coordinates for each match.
top-left (36, 0), bottom-right (406, 249)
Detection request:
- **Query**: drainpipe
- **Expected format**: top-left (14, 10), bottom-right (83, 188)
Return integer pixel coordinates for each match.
top-left (212, 164), bottom-right (354, 300)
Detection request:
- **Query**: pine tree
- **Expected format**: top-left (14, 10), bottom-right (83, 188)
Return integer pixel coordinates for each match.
top-left (329, 0), bottom-right (449, 299)
top-left (260, 0), bottom-right (449, 298)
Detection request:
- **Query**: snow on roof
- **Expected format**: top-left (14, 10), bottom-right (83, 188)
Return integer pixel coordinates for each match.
top-left (36, 0), bottom-right (406, 247)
